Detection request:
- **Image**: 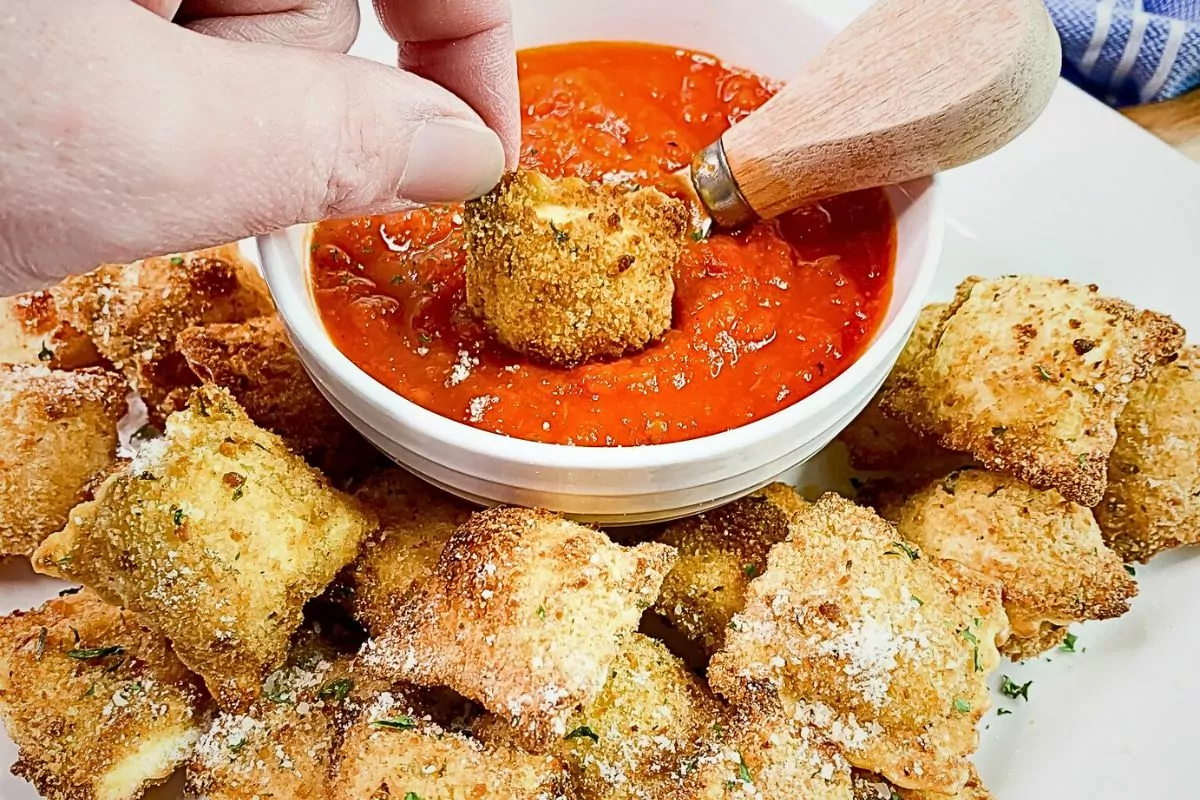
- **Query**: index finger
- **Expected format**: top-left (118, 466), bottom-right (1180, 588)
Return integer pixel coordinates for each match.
top-left (373, 0), bottom-right (519, 167)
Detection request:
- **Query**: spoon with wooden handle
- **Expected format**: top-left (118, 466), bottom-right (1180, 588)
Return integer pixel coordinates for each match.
top-left (682, 0), bottom-right (1062, 232)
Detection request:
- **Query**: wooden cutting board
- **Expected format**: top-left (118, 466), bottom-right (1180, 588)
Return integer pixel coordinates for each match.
top-left (1126, 90), bottom-right (1200, 162)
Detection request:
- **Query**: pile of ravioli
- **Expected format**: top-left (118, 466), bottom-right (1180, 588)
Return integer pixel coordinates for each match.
top-left (0, 249), bottom-right (1193, 800)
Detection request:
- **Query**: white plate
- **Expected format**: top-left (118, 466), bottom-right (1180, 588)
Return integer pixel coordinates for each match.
top-left (4, 1), bottom-right (1200, 798)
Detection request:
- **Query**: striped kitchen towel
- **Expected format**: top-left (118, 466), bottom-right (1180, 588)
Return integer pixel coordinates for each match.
top-left (1046, 0), bottom-right (1200, 105)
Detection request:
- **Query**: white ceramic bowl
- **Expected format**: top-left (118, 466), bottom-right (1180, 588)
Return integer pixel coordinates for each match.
top-left (258, 0), bottom-right (943, 524)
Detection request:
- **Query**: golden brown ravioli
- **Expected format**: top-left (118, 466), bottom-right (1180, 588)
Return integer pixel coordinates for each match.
top-left (34, 385), bottom-right (375, 711)
top-left (880, 276), bottom-right (1183, 506)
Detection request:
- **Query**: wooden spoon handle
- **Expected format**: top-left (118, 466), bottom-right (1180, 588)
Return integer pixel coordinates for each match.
top-left (719, 0), bottom-right (1061, 221)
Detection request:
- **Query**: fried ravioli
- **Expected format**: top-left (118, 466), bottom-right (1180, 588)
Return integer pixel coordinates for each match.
top-left (838, 303), bottom-right (962, 474)
top-left (332, 688), bottom-right (565, 800)
top-left (361, 506), bottom-right (676, 750)
top-left (33, 385), bottom-right (375, 711)
top-left (875, 468), bottom-right (1135, 657)
top-left (880, 276), bottom-right (1184, 506)
top-left (0, 365), bottom-right (127, 557)
top-left (0, 590), bottom-right (208, 800)
top-left (677, 687), bottom-right (855, 800)
top-left (0, 289), bottom-right (102, 369)
top-left (464, 169), bottom-right (690, 366)
top-left (341, 468), bottom-right (474, 636)
top-left (186, 633), bottom-right (354, 800)
top-left (1096, 346), bottom-right (1200, 562)
top-left (651, 483), bottom-right (805, 659)
top-left (708, 494), bottom-right (1008, 794)
top-left (531, 632), bottom-right (718, 800)
top-left (55, 245), bottom-right (273, 419)
top-left (175, 314), bottom-right (365, 474)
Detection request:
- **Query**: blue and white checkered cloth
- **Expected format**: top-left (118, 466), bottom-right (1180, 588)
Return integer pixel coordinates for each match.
top-left (1047, 0), bottom-right (1200, 105)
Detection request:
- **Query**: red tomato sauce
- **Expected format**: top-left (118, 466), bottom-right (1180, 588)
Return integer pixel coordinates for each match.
top-left (310, 42), bottom-right (895, 447)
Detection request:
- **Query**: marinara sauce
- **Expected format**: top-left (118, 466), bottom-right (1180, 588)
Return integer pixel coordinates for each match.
top-left (310, 42), bottom-right (895, 447)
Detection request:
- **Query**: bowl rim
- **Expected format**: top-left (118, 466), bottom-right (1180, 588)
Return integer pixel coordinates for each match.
top-left (258, 178), bottom-right (942, 473)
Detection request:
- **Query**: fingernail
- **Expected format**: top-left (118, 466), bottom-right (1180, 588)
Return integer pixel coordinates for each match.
top-left (399, 118), bottom-right (506, 204)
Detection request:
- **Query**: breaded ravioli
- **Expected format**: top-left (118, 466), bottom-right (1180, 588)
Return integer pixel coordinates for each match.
top-left (680, 689), bottom-right (854, 800)
top-left (527, 632), bottom-right (718, 800)
top-left (175, 315), bottom-right (365, 474)
top-left (875, 468), bottom-right (1135, 657)
top-left (361, 506), bottom-right (676, 750)
top-left (0, 288), bottom-right (102, 369)
top-left (0, 365), bottom-right (127, 556)
top-left (880, 276), bottom-right (1184, 507)
top-left (186, 633), bottom-right (354, 800)
top-left (1096, 346), bottom-right (1200, 562)
top-left (839, 303), bottom-right (963, 474)
top-left (708, 494), bottom-right (1008, 794)
top-left (332, 688), bottom-right (565, 800)
top-left (464, 169), bottom-right (690, 366)
top-left (341, 468), bottom-right (474, 636)
top-left (33, 385), bottom-right (375, 711)
top-left (651, 483), bottom-right (805, 659)
top-left (0, 590), bottom-right (207, 800)
top-left (55, 245), bottom-right (273, 419)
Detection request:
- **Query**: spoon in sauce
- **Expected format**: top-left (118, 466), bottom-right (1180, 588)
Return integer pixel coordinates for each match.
top-left (680, 0), bottom-right (1061, 233)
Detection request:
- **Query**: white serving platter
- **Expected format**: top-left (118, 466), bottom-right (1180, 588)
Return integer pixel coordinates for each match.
top-left (4, 1), bottom-right (1200, 797)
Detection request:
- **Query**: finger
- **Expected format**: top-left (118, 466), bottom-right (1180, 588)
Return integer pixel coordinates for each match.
top-left (0, 0), bottom-right (504, 290)
top-left (179, 0), bottom-right (359, 52)
top-left (131, 0), bottom-right (184, 18)
top-left (373, 0), bottom-right (519, 166)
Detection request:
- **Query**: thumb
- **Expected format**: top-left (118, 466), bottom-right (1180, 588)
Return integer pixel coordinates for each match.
top-left (1, 2), bottom-right (506, 287)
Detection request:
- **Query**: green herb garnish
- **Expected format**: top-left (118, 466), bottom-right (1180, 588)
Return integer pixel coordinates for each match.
top-left (390, 275), bottom-right (404, 285)
top-left (1125, 564), bottom-right (1136, 576)
top-left (565, 725), bottom-right (599, 743)
top-left (548, 221), bottom-right (569, 245)
top-left (1036, 364), bottom-right (1053, 381)
top-left (736, 754), bottom-right (753, 784)
top-left (953, 698), bottom-right (971, 713)
top-left (171, 506), bottom-right (186, 527)
top-left (170, 256), bottom-right (185, 266)
top-left (372, 715), bottom-right (417, 731)
top-left (997, 708), bottom-right (1013, 716)
top-left (1060, 633), bottom-right (1078, 653)
top-left (991, 426), bottom-right (1006, 437)
top-left (536, 605), bottom-right (546, 620)
top-left (885, 541), bottom-right (920, 560)
top-left (224, 472), bottom-right (247, 501)
top-left (690, 230), bottom-right (705, 242)
top-left (999, 676), bottom-right (1031, 701)
top-left (743, 563), bottom-right (759, 578)
top-left (318, 678), bottom-right (354, 702)
top-left (404, 794), bottom-right (422, 800)
top-left (37, 342), bottom-right (53, 362)
top-left (67, 645), bottom-right (124, 660)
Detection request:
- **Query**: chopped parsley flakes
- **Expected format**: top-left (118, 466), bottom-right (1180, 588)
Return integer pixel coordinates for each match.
top-left (999, 676), bottom-right (1032, 701)
top-left (372, 715), bottom-right (417, 731)
top-left (318, 678), bottom-right (353, 702)
top-left (1060, 632), bottom-right (1078, 653)
top-left (67, 645), bottom-right (125, 661)
top-left (884, 541), bottom-right (920, 560)
top-left (953, 698), bottom-right (971, 713)
top-left (565, 725), bottom-right (599, 743)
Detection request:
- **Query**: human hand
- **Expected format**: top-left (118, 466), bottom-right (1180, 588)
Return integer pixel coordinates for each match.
top-left (0, 0), bottom-right (518, 294)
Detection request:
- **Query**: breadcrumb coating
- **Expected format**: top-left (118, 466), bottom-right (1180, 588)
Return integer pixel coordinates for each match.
top-left (839, 303), bottom-right (962, 474)
top-left (464, 169), bottom-right (689, 366)
top-left (0, 364), bottom-right (127, 557)
top-left (55, 245), bottom-right (273, 421)
top-left (33, 385), bottom-right (375, 711)
top-left (651, 483), bottom-right (805, 659)
top-left (0, 288), bottom-right (102, 369)
top-left (360, 506), bottom-right (676, 750)
top-left (880, 276), bottom-right (1184, 506)
top-left (341, 468), bottom-right (475, 636)
top-left (332, 686), bottom-right (566, 800)
top-left (175, 314), bottom-right (365, 474)
top-left (709, 494), bottom-right (1008, 794)
top-left (876, 468), bottom-right (1135, 657)
top-left (0, 590), bottom-right (207, 800)
top-left (1096, 346), bottom-right (1200, 562)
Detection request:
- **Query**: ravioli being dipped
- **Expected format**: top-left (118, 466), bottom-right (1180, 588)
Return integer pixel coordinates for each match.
top-left (464, 169), bottom-right (690, 366)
